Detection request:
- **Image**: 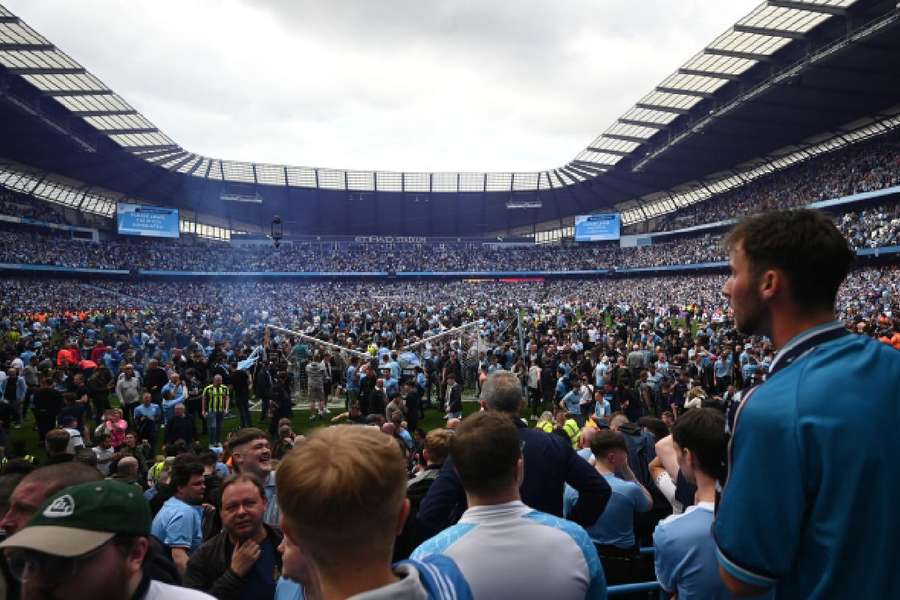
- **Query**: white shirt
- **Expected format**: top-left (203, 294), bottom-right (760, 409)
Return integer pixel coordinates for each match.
top-left (143, 580), bottom-right (214, 600)
top-left (412, 501), bottom-right (604, 599)
top-left (64, 427), bottom-right (85, 455)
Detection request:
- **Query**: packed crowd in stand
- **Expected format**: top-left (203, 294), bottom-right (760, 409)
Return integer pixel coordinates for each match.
top-left (657, 127), bottom-right (900, 231)
top-left (0, 197), bottom-right (898, 273)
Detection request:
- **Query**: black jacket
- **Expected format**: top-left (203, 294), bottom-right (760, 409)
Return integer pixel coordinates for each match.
top-left (417, 414), bottom-right (611, 534)
top-left (184, 524), bottom-right (283, 600)
top-left (445, 383), bottom-right (462, 413)
top-left (164, 415), bottom-right (195, 446)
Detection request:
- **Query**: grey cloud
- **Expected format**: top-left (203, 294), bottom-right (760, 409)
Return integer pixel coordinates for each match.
top-left (5, 0), bottom-right (758, 172)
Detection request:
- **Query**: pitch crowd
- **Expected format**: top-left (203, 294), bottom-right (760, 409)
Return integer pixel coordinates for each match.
top-left (0, 255), bottom-right (895, 596)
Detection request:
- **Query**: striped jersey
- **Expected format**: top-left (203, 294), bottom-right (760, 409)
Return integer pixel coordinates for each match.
top-left (202, 384), bottom-right (229, 412)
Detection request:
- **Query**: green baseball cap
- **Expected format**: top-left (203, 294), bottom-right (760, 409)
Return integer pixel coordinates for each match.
top-left (0, 480), bottom-right (151, 558)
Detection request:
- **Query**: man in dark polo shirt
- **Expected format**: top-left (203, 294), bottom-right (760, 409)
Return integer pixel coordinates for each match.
top-left (715, 210), bottom-right (900, 598)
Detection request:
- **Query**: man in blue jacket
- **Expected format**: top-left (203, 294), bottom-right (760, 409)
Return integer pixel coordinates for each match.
top-left (418, 371), bottom-right (611, 534)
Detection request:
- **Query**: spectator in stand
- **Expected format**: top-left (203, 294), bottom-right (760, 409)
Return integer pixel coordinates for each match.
top-left (715, 210), bottom-right (900, 598)
top-left (412, 411), bottom-right (606, 599)
top-left (276, 425), bottom-right (472, 599)
top-left (653, 408), bottom-right (732, 599)
top-left (185, 474), bottom-right (283, 599)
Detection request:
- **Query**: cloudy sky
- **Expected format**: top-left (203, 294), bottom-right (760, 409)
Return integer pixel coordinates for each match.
top-left (7, 0), bottom-right (756, 173)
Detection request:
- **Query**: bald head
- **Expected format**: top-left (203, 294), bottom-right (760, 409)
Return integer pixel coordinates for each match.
top-left (579, 426), bottom-right (600, 450)
top-left (117, 456), bottom-right (139, 477)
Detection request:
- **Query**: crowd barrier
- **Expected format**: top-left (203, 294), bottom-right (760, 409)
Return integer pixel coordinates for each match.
top-left (608, 581), bottom-right (662, 597)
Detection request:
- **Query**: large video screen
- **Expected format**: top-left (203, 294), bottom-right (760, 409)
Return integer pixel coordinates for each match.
top-left (117, 203), bottom-right (180, 239)
top-left (575, 213), bottom-right (621, 242)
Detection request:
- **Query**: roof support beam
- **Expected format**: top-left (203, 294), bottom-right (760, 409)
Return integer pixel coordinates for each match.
top-left (97, 127), bottom-right (159, 135)
top-left (618, 118), bottom-right (666, 129)
top-left (572, 160), bottom-right (612, 171)
top-left (587, 146), bottom-right (633, 156)
top-left (130, 148), bottom-right (178, 160)
top-left (185, 158), bottom-right (205, 177)
top-left (167, 154), bottom-right (197, 172)
top-left (766, 0), bottom-right (847, 16)
top-left (548, 170), bottom-right (567, 188)
top-left (656, 86), bottom-right (714, 98)
top-left (566, 165), bottom-right (599, 181)
top-left (0, 43), bottom-right (54, 51)
top-left (45, 90), bottom-right (114, 97)
top-left (733, 24), bottom-right (806, 40)
top-left (677, 67), bottom-right (742, 81)
top-left (7, 67), bottom-right (86, 76)
top-left (603, 133), bottom-right (649, 144)
top-left (556, 168), bottom-right (580, 185)
top-left (559, 167), bottom-right (586, 183)
top-left (145, 151), bottom-right (186, 165)
top-left (124, 144), bottom-right (179, 153)
top-left (71, 109), bottom-right (138, 117)
top-left (571, 161), bottom-right (608, 174)
top-left (634, 102), bottom-right (690, 115)
top-left (704, 48), bottom-right (773, 62)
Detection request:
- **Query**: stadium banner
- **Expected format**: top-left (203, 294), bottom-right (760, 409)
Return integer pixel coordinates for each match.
top-left (117, 203), bottom-right (180, 238)
top-left (575, 213), bottom-right (621, 242)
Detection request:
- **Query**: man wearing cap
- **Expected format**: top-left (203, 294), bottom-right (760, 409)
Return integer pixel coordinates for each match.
top-left (0, 480), bottom-right (212, 599)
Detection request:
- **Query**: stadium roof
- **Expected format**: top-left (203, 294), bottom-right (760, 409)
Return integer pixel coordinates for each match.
top-left (1, 0), bottom-right (899, 236)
